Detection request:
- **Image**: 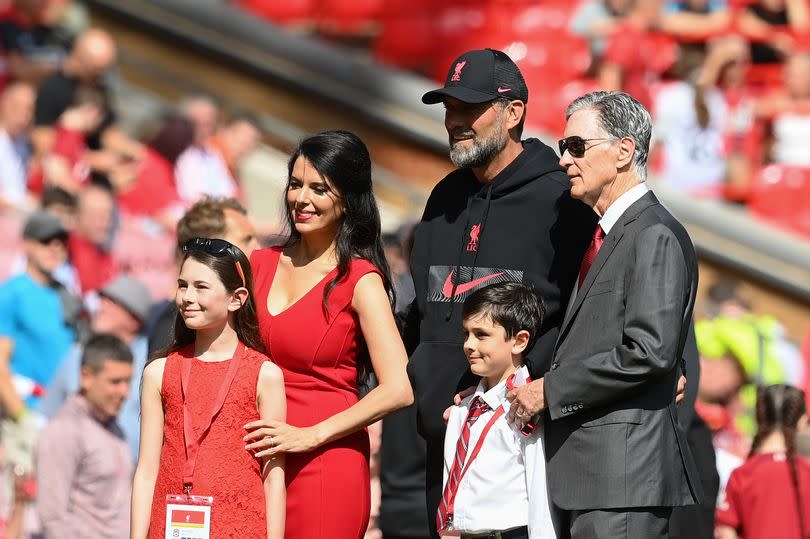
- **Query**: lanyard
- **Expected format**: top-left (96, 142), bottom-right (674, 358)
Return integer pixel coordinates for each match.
top-left (180, 342), bottom-right (245, 493)
top-left (446, 404), bottom-right (505, 518)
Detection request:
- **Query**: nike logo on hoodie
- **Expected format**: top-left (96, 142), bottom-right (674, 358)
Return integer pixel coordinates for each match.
top-left (442, 270), bottom-right (504, 298)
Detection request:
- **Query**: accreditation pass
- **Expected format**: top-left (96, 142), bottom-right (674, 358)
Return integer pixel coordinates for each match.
top-left (165, 494), bottom-right (213, 539)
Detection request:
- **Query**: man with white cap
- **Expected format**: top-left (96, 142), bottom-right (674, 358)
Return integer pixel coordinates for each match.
top-left (39, 275), bottom-right (152, 461)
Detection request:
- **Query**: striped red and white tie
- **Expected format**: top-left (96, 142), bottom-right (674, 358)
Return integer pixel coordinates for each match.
top-left (436, 396), bottom-right (490, 531)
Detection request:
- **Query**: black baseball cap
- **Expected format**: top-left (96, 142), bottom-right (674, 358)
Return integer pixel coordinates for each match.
top-left (422, 48), bottom-right (529, 105)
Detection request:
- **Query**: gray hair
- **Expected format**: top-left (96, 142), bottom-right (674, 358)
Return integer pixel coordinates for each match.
top-left (565, 91), bottom-right (652, 180)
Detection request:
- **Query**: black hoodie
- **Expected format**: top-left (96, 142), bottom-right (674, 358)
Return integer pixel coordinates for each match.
top-left (405, 138), bottom-right (597, 442)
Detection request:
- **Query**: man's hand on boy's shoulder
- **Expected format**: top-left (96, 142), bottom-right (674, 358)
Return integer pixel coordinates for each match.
top-left (507, 378), bottom-right (545, 429)
top-left (442, 386), bottom-right (477, 423)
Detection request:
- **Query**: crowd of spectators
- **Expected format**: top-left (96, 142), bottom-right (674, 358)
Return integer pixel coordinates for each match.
top-left (1, 0), bottom-right (810, 538)
top-left (0, 1), bottom-right (265, 535)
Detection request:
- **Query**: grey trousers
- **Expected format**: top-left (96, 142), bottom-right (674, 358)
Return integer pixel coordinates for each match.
top-left (557, 507), bottom-right (671, 539)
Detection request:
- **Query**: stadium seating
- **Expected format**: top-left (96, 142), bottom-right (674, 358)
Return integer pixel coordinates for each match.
top-left (749, 164), bottom-right (810, 238)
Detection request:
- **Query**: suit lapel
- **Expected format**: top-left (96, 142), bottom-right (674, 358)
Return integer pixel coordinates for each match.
top-left (557, 192), bottom-right (659, 347)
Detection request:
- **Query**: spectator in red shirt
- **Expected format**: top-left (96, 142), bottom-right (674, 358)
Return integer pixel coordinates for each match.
top-left (31, 28), bottom-right (144, 183)
top-left (28, 84), bottom-right (105, 196)
top-left (115, 114), bottom-right (192, 227)
top-left (716, 384), bottom-right (810, 539)
top-left (67, 183), bottom-right (117, 295)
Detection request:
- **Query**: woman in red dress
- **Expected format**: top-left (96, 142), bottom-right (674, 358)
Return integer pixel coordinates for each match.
top-left (244, 130), bottom-right (413, 539)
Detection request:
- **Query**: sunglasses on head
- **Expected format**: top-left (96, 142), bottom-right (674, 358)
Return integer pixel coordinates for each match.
top-left (182, 237), bottom-right (246, 288)
top-left (558, 136), bottom-right (614, 158)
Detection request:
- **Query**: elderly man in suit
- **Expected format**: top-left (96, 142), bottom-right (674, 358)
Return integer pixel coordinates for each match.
top-left (508, 91), bottom-right (701, 538)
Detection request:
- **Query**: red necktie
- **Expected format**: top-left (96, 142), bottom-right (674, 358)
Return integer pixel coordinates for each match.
top-left (578, 225), bottom-right (605, 288)
top-left (436, 396), bottom-right (490, 531)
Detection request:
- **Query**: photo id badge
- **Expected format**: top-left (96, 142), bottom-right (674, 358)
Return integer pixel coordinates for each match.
top-left (165, 494), bottom-right (213, 539)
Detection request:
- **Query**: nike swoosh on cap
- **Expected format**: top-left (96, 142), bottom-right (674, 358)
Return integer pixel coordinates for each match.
top-left (497, 87), bottom-right (511, 93)
top-left (442, 270), bottom-right (505, 299)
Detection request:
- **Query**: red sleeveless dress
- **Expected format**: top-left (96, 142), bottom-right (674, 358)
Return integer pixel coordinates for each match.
top-left (149, 344), bottom-right (270, 538)
top-left (252, 247), bottom-right (379, 539)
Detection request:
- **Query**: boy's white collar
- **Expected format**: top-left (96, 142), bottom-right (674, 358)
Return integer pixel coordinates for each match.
top-left (473, 365), bottom-right (531, 411)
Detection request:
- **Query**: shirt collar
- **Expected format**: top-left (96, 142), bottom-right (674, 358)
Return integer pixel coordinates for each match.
top-left (598, 182), bottom-right (649, 234)
top-left (474, 377), bottom-right (509, 411)
top-left (473, 365), bottom-right (530, 410)
top-left (71, 394), bottom-right (117, 427)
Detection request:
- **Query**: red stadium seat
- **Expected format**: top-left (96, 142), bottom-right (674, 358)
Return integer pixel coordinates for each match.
top-left (496, 3), bottom-right (573, 39)
top-left (746, 63), bottom-right (783, 91)
top-left (373, 12), bottom-right (436, 70)
top-left (429, 3), bottom-right (491, 81)
top-left (378, 0), bottom-right (432, 15)
top-left (236, 0), bottom-right (315, 25)
top-left (319, 0), bottom-right (384, 35)
top-left (749, 164), bottom-right (810, 238)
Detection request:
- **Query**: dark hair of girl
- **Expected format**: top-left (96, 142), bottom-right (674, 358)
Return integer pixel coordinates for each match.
top-left (284, 130), bottom-right (394, 382)
top-left (154, 243), bottom-right (267, 361)
top-left (749, 384), bottom-right (807, 538)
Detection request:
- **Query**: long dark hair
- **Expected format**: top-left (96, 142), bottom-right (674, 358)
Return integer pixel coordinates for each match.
top-left (159, 243), bottom-right (267, 359)
top-left (284, 130), bottom-right (394, 310)
top-left (284, 130), bottom-right (394, 382)
top-left (749, 384), bottom-right (808, 538)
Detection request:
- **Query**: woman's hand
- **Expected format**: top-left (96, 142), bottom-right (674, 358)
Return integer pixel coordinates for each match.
top-left (244, 419), bottom-right (323, 458)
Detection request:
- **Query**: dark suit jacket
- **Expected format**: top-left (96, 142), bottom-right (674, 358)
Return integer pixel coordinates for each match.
top-left (543, 191), bottom-right (702, 511)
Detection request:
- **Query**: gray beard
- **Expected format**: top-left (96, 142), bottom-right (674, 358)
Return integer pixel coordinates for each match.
top-left (449, 126), bottom-right (508, 169)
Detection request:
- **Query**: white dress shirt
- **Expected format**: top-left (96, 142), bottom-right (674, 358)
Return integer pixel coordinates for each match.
top-left (598, 182), bottom-right (650, 235)
top-left (442, 366), bottom-right (556, 538)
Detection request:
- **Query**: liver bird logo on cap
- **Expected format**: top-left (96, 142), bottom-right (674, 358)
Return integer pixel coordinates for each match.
top-left (451, 60), bottom-right (466, 82)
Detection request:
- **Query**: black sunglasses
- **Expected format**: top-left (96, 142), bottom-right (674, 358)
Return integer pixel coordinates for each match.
top-left (183, 237), bottom-right (235, 256)
top-left (182, 237), bottom-right (246, 287)
top-left (558, 136), bottom-right (614, 158)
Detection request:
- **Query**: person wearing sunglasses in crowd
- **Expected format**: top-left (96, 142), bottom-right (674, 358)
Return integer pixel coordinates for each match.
top-left (400, 48), bottom-right (596, 537)
top-left (130, 238), bottom-right (286, 539)
top-left (508, 91), bottom-right (701, 538)
top-left (243, 130), bottom-right (413, 539)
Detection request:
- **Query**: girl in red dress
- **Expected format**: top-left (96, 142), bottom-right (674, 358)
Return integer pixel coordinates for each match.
top-left (716, 384), bottom-right (810, 539)
top-left (130, 238), bottom-right (286, 538)
top-left (244, 130), bottom-right (413, 539)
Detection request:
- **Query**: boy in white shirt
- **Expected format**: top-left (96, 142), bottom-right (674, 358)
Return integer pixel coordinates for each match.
top-left (439, 282), bottom-right (556, 539)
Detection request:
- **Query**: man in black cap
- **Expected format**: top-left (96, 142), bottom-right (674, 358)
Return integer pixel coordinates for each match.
top-left (393, 48), bottom-right (596, 537)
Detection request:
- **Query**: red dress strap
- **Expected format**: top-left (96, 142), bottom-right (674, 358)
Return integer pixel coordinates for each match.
top-left (321, 258), bottom-right (384, 317)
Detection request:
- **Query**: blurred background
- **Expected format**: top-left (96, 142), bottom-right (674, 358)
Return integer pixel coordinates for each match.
top-left (1, 0), bottom-right (810, 537)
